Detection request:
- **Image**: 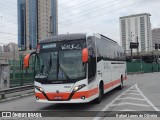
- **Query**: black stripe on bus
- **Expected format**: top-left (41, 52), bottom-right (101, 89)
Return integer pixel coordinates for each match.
top-left (111, 62), bottom-right (125, 64)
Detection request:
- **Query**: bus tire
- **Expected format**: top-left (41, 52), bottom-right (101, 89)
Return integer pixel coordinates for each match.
top-left (94, 83), bottom-right (103, 104)
top-left (118, 77), bottom-right (123, 90)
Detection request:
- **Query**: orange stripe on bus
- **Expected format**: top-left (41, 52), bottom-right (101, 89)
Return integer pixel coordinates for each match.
top-left (112, 79), bottom-right (121, 86)
top-left (104, 82), bottom-right (112, 90)
top-left (104, 79), bottom-right (121, 90)
top-left (35, 87), bottom-right (99, 100)
top-left (35, 92), bottom-right (70, 100)
top-left (35, 93), bottom-right (46, 99)
top-left (35, 78), bottom-right (126, 100)
top-left (72, 87), bottom-right (99, 99)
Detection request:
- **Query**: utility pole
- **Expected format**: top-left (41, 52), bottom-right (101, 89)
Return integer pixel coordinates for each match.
top-left (131, 47), bottom-right (133, 61)
top-left (158, 44), bottom-right (160, 60)
top-left (137, 36), bottom-right (139, 55)
top-left (136, 36), bottom-right (141, 61)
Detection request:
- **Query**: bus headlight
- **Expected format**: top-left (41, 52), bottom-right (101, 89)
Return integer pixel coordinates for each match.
top-left (35, 86), bottom-right (44, 92)
top-left (73, 84), bottom-right (86, 92)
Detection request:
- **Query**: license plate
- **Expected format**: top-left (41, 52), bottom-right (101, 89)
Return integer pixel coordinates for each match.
top-left (54, 96), bottom-right (63, 100)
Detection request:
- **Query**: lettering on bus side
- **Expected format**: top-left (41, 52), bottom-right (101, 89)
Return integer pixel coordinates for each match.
top-left (104, 62), bottom-right (110, 69)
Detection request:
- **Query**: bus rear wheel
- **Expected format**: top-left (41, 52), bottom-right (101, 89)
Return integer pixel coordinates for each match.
top-left (118, 77), bottom-right (123, 90)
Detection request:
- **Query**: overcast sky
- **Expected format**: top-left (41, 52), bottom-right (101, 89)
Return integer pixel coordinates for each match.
top-left (0, 0), bottom-right (160, 45)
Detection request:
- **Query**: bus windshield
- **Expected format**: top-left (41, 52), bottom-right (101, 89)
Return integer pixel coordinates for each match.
top-left (35, 41), bottom-right (86, 81)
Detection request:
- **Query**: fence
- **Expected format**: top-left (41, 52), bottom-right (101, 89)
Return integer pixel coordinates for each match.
top-left (9, 56), bottom-right (34, 88)
top-left (127, 61), bottom-right (160, 73)
top-left (9, 57), bottom-right (160, 87)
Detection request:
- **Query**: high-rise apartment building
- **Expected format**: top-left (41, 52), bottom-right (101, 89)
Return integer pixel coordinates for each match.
top-left (120, 13), bottom-right (152, 53)
top-left (18, 0), bottom-right (58, 50)
top-left (152, 28), bottom-right (160, 50)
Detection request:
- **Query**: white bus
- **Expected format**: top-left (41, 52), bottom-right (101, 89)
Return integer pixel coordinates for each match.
top-left (24, 33), bottom-right (127, 104)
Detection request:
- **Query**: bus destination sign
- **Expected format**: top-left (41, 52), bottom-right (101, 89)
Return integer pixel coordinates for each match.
top-left (42, 43), bottom-right (56, 49)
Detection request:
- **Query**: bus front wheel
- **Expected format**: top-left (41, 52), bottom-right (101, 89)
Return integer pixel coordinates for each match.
top-left (94, 83), bottom-right (103, 104)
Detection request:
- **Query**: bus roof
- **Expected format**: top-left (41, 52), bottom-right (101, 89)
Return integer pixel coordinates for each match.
top-left (100, 34), bottom-right (117, 44)
top-left (39, 33), bottom-right (117, 44)
top-left (39, 33), bottom-right (86, 44)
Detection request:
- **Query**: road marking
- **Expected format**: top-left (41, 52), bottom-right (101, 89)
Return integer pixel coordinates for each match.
top-left (123, 93), bottom-right (141, 96)
top-left (111, 102), bottom-right (149, 107)
top-left (135, 84), bottom-right (160, 111)
top-left (125, 91), bottom-right (140, 94)
top-left (118, 109), bottom-right (136, 111)
top-left (93, 84), bottom-right (160, 120)
top-left (128, 90), bottom-right (138, 92)
top-left (93, 85), bottom-right (136, 120)
top-left (118, 97), bottom-right (145, 101)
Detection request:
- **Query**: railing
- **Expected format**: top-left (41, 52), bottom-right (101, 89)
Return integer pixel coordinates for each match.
top-left (0, 85), bottom-right (34, 100)
top-left (9, 56), bottom-right (35, 88)
top-left (10, 78), bottom-right (34, 88)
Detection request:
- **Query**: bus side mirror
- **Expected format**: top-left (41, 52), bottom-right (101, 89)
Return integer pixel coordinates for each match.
top-left (24, 54), bottom-right (31, 68)
top-left (82, 48), bottom-right (89, 63)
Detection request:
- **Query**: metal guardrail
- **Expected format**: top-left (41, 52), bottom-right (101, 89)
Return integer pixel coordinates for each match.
top-left (0, 85), bottom-right (34, 99)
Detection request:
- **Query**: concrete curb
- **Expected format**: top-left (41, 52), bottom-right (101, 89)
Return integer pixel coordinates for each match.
top-left (127, 71), bottom-right (144, 75)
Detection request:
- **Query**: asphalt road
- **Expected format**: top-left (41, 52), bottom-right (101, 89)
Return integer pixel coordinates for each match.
top-left (0, 72), bottom-right (160, 120)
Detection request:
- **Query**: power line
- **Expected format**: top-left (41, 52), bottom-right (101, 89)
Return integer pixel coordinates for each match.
top-left (58, 0), bottom-right (146, 43)
top-left (1, 16), bottom-right (17, 21)
top-left (5, 0), bottom-right (144, 44)
top-left (0, 16), bottom-right (17, 25)
top-left (0, 19), bottom-right (17, 25)
top-left (0, 1), bottom-right (17, 10)
top-left (59, 0), bottom-right (118, 16)
top-left (58, 0), bottom-right (132, 24)
top-left (0, 31), bottom-right (17, 35)
top-left (0, 35), bottom-right (17, 40)
top-left (0, 0), bottom-right (147, 46)
top-left (58, 0), bottom-right (75, 6)
top-left (59, 0), bottom-right (102, 12)
top-left (59, 0), bottom-right (146, 27)
top-left (58, 18), bottom-right (118, 38)
top-left (0, 31), bottom-right (40, 44)
top-left (0, 5), bottom-right (17, 11)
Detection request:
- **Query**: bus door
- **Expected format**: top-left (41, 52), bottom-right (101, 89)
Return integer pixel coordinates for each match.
top-left (87, 36), bottom-right (97, 94)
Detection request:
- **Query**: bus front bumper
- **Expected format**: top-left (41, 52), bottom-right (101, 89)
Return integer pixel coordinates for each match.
top-left (36, 98), bottom-right (90, 103)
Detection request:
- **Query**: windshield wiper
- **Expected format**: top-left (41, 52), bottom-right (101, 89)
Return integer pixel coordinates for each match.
top-left (56, 51), bottom-right (70, 80)
top-left (59, 64), bottom-right (71, 80)
top-left (44, 54), bottom-right (52, 77)
top-left (56, 52), bottom-right (59, 80)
